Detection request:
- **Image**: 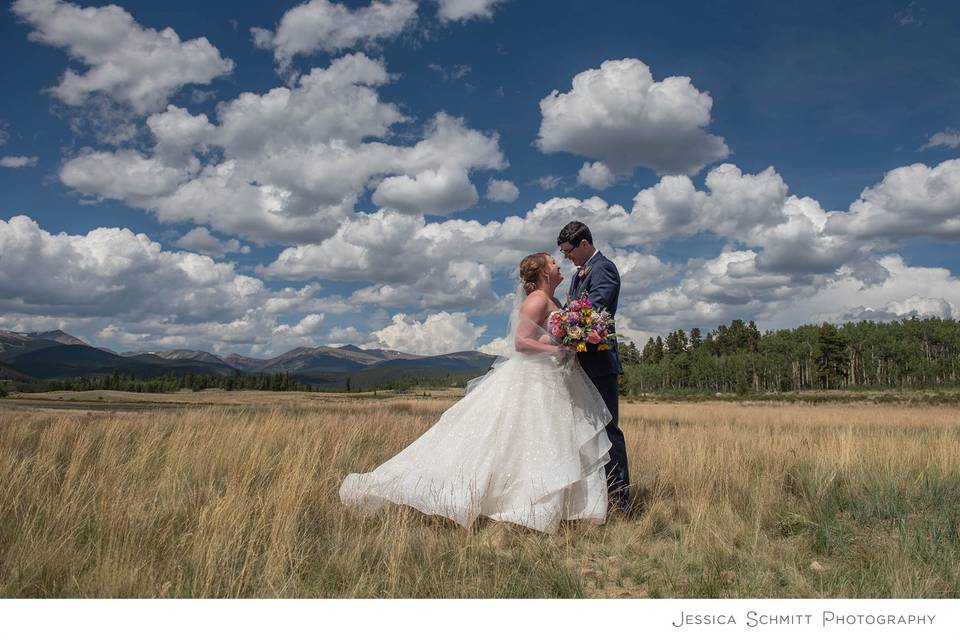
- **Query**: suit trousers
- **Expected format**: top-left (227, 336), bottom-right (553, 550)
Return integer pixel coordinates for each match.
top-left (589, 373), bottom-right (630, 510)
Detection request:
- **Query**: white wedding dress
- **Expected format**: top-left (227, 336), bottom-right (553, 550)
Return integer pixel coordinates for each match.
top-left (339, 308), bottom-right (613, 534)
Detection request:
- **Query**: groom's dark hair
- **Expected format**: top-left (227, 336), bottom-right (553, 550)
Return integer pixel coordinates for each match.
top-left (557, 221), bottom-right (593, 247)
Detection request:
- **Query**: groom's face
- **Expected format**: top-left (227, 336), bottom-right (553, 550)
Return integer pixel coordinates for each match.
top-left (558, 239), bottom-right (591, 267)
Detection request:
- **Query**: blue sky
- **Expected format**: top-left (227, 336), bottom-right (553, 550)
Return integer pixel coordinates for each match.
top-left (1, 0), bottom-right (959, 356)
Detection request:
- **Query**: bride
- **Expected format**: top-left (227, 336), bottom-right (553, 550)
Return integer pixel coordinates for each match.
top-left (339, 252), bottom-right (613, 533)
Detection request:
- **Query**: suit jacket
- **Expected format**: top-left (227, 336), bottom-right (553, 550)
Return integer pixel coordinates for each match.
top-left (567, 251), bottom-right (623, 378)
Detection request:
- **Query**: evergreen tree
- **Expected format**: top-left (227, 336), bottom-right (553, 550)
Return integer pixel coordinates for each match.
top-left (619, 341), bottom-right (641, 365)
top-left (689, 327), bottom-right (702, 349)
top-left (641, 338), bottom-right (658, 364)
top-left (665, 329), bottom-right (688, 354)
top-left (814, 323), bottom-right (849, 389)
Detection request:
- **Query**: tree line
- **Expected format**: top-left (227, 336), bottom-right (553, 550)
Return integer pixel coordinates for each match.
top-left (4, 316), bottom-right (957, 397)
top-left (4, 369), bottom-right (483, 394)
top-left (33, 371), bottom-right (314, 393)
top-left (618, 316), bottom-right (960, 394)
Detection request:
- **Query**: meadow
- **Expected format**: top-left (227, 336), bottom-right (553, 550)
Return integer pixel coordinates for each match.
top-left (1, 389), bottom-right (959, 598)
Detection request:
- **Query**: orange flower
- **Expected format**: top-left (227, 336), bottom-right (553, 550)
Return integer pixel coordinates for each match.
top-left (576, 342), bottom-right (587, 353)
top-left (597, 342), bottom-right (609, 351)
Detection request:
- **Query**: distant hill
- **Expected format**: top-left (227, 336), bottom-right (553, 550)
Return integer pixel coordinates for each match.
top-left (27, 330), bottom-right (88, 346)
top-left (359, 347), bottom-right (420, 361)
top-left (0, 360), bottom-right (33, 382)
top-left (221, 353), bottom-right (270, 372)
top-left (260, 345), bottom-right (386, 372)
top-left (292, 351), bottom-right (496, 388)
top-left (157, 350), bottom-right (231, 366)
top-left (363, 351), bottom-right (495, 373)
top-left (7, 345), bottom-right (238, 379)
top-left (0, 327), bottom-right (496, 386)
top-left (225, 344), bottom-right (429, 374)
top-left (0, 329), bottom-right (87, 362)
top-left (222, 346), bottom-right (395, 372)
top-left (262, 351), bottom-right (368, 373)
top-left (120, 349), bottom-right (227, 364)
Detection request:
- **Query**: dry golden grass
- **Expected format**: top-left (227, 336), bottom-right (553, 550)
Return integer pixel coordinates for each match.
top-left (2, 392), bottom-right (959, 597)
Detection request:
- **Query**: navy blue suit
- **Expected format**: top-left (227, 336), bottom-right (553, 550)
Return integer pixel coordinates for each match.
top-left (568, 251), bottom-right (630, 511)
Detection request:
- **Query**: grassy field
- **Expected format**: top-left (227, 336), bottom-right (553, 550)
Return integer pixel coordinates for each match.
top-left (2, 389), bottom-right (959, 597)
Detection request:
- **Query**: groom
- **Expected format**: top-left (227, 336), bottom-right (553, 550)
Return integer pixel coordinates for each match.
top-left (557, 221), bottom-right (631, 514)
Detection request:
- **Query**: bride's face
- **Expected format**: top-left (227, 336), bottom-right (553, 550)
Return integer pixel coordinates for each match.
top-left (546, 257), bottom-right (563, 287)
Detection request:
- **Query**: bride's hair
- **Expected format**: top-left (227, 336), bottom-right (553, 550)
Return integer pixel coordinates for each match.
top-left (519, 252), bottom-right (550, 295)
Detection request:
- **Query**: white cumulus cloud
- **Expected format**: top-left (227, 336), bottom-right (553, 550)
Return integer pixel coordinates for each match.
top-left (826, 159), bottom-right (960, 241)
top-left (58, 55), bottom-right (506, 243)
top-left (324, 325), bottom-right (372, 346)
top-left (173, 227), bottom-right (250, 258)
top-left (537, 58), bottom-right (729, 177)
top-left (478, 335), bottom-right (509, 356)
top-left (920, 128), bottom-right (960, 150)
top-left (776, 256), bottom-right (960, 327)
top-left (60, 149), bottom-right (195, 203)
top-left (0, 215), bottom-right (262, 323)
top-left (260, 156), bottom-right (960, 339)
top-left (12, 0), bottom-right (234, 114)
top-left (273, 313), bottom-right (325, 338)
top-left (485, 178), bottom-right (519, 202)
top-left (0, 215), bottom-right (367, 357)
top-left (536, 175), bottom-right (563, 190)
top-left (0, 156), bottom-right (38, 168)
top-left (374, 311), bottom-right (486, 354)
top-left (577, 161), bottom-right (615, 190)
top-left (251, 0), bottom-right (417, 71)
top-left (434, 0), bottom-right (505, 22)
top-left (372, 167), bottom-right (479, 215)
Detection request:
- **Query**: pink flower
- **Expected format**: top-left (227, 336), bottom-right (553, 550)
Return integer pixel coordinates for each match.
top-left (567, 312), bottom-right (580, 324)
top-left (586, 330), bottom-right (602, 345)
top-left (568, 300), bottom-right (581, 311)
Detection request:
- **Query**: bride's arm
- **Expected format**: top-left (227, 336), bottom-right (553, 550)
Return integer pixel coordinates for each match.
top-left (515, 293), bottom-right (565, 355)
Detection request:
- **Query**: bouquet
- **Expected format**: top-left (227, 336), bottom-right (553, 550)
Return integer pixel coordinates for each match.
top-left (548, 292), bottom-right (614, 353)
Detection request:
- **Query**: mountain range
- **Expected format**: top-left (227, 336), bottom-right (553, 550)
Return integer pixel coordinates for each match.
top-left (0, 330), bottom-right (495, 388)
